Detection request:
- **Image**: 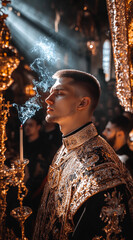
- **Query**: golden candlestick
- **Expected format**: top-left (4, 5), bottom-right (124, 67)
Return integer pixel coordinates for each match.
top-left (0, 93), bottom-right (12, 239)
top-left (0, 0), bottom-right (32, 239)
top-left (10, 159), bottom-right (32, 240)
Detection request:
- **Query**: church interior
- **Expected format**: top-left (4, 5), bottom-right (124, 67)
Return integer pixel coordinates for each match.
top-left (0, 0), bottom-right (133, 239)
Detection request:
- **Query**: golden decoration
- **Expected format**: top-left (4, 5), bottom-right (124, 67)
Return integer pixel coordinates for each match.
top-left (10, 159), bottom-right (32, 240)
top-left (0, 0), bottom-right (32, 239)
top-left (106, 0), bottom-right (133, 113)
top-left (100, 189), bottom-right (126, 239)
top-left (0, 8), bottom-right (19, 90)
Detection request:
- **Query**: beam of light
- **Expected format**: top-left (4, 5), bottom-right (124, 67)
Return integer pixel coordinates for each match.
top-left (6, 9), bottom-right (78, 67)
top-left (6, 9), bottom-right (82, 69)
top-left (9, 0), bottom-right (54, 34)
top-left (6, 0), bottom-right (87, 70)
top-left (7, 0), bottom-right (79, 53)
top-left (6, 10), bottom-right (62, 63)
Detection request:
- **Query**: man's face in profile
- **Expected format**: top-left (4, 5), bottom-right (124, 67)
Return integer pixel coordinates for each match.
top-left (102, 121), bottom-right (117, 148)
top-left (45, 76), bottom-right (81, 125)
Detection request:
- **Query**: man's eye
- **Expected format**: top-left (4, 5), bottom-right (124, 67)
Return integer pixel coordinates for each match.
top-left (57, 91), bottom-right (64, 96)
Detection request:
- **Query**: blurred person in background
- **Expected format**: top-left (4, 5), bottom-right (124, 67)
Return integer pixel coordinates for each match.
top-left (24, 116), bottom-right (49, 192)
top-left (23, 115), bottom-right (51, 239)
top-left (128, 129), bottom-right (133, 151)
top-left (102, 115), bottom-right (133, 177)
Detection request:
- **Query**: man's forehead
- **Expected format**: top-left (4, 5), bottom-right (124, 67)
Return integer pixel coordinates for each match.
top-left (25, 120), bottom-right (35, 127)
top-left (106, 121), bottom-right (116, 130)
top-left (51, 77), bottom-right (74, 90)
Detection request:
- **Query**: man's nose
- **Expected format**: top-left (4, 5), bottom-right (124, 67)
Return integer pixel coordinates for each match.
top-left (45, 94), bottom-right (54, 105)
top-left (102, 129), bottom-right (106, 137)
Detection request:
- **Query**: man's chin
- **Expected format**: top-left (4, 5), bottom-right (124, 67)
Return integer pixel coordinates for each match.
top-left (45, 115), bottom-right (56, 123)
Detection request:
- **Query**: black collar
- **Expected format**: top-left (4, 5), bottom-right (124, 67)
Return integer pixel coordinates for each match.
top-left (62, 121), bottom-right (92, 138)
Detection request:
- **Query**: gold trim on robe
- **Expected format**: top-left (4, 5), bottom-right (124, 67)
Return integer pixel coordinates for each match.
top-left (33, 123), bottom-right (133, 240)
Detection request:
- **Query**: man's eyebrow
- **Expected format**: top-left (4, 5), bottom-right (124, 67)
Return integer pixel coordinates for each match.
top-left (50, 88), bottom-right (66, 93)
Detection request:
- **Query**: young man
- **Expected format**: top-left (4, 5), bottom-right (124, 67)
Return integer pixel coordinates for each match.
top-left (102, 116), bottom-right (133, 177)
top-left (33, 70), bottom-right (133, 240)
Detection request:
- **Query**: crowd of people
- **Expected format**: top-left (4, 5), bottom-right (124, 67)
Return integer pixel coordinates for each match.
top-left (4, 69), bottom-right (133, 239)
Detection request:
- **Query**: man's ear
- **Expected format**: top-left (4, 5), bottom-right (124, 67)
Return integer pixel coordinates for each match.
top-left (77, 97), bottom-right (90, 110)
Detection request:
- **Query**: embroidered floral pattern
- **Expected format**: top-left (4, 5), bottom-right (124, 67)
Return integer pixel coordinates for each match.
top-left (100, 189), bottom-right (126, 240)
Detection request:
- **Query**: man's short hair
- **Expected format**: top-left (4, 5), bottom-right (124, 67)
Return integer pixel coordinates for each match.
top-left (53, 69), bottom-right (101, 113)
top-left (110, 115), bottom-right (132, 139)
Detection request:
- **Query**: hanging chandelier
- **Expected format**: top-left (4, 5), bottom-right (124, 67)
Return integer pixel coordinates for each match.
top-left (0, 5), bottom-right (19, 90)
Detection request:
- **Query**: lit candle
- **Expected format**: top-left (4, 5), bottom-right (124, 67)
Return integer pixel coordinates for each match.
top-left (20, 124), bottom-right (23, 162)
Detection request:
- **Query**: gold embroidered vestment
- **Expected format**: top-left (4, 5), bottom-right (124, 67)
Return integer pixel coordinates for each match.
top-left (33, 123), bottom-right (133, 240)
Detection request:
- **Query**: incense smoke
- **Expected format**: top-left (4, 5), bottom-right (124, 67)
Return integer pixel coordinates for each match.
top-left (13, 37), bottom-right (57, 124)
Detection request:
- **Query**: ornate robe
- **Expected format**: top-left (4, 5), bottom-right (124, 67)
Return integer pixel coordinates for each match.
top-left (33, 123), bottom-right (133, 240)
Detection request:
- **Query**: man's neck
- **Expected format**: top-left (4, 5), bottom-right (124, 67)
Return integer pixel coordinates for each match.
top-left (60, 116), bottom-right (92, 136)
top-left (28, 134), bottom-right (39, 143)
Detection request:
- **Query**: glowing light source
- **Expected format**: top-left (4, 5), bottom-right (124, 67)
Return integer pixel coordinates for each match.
top-left (83, 6), bottom-right (88, 11)
top-left (87, 41), bottom-right (97, 55)
top-left (75, 26), bottom-right (79, 31)
top-left (25, 84), bottom-right (36, 96)
top-left (89, 44), bottom-right (93, 49)
top-left (102, 39), bottom-right (111, 82)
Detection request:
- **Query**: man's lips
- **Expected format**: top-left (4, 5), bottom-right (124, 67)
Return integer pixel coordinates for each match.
top-left (47, 107), bottom-right (54, 112)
